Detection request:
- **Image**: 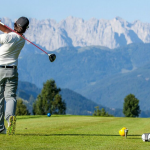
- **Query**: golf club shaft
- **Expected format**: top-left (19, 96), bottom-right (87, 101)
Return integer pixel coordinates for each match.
top-left (0, 22), bottom-right (48, 55)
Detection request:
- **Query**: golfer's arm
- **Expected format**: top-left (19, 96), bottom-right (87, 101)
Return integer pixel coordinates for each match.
top-left (0, 24), bottom-right (11, 33)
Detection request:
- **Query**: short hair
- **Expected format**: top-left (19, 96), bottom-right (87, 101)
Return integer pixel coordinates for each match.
top-left (14, 22), bottom-right (27, 34)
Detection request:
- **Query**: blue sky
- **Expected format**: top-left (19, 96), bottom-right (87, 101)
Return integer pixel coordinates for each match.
top-left (1, 0), bottom-right (150, 23)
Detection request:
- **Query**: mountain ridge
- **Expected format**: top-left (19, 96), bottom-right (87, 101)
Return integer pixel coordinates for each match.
top-left (1, 16), bottom-right (150, 51)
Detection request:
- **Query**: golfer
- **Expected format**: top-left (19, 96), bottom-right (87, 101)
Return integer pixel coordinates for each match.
top-left (0, 17), bottom-right (29, 135)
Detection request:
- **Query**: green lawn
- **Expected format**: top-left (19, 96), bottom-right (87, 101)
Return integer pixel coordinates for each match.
top-left (0, 115), bottom-right (150, 150)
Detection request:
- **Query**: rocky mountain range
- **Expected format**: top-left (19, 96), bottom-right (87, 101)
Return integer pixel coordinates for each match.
top-left (1, 16), bottom-right (150, 50)
top-left (1, 16), bottom-right (150, 115)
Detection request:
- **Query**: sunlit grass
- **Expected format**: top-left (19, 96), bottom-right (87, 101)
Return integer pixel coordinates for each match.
top-left (0, 115), bottom-right (149, 150)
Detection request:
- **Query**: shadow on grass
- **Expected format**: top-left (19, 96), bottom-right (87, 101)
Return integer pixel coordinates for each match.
top-left (16, 133), bottom-right (141, 138)
top-left (16, 115), bottom-right (70, 120)
top-left (16, 116), bottom-right (45, 120)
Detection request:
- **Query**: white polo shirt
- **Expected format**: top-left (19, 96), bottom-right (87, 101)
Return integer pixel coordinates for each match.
top-left (0, 32), bottom-right (25, 66)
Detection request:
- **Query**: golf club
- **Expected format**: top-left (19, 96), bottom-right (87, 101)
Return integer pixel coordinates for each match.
top-left (0, 21), bottom-right (56, 62)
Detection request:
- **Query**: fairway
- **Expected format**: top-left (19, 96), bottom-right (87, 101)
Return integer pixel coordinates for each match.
top-left (0, 115), bottom-right (150, 150)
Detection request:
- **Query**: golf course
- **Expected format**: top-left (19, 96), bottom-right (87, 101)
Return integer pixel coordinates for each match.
top-left (0, 115), bottom-right (150, 149)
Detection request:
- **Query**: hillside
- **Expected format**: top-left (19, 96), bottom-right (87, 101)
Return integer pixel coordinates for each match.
top-left (80, 63), bottom-right (150, 110)
top-left (60, 88), bottom-right (123, 116)
top-left (16, 43), bottom-right (150, 111)
top-left (18, 44), bottom-right (143, 89)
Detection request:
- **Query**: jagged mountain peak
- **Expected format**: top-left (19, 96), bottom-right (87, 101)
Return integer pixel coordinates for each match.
top-left (1, 17), bottom-right (150, 51)
top-left (114, 16), bottom-right (125, 22)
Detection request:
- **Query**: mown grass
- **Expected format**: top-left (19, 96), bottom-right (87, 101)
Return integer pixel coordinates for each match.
top-left (0, 115), bottom-right (150, 150)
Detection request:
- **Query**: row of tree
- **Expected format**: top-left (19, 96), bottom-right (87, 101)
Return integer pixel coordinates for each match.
top-left (93, 94), bottom-right (141, 117)
top-left (16, 79), bottom-right (141, 117)
top-left (93, 106), bottom-right (113, 117)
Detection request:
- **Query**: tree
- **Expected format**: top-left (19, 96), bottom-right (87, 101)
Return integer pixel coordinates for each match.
top-left (16, 99), bottom-right (30, 115)
top-left (123, 94), bottom-right (141, 117)
top-left (93, 106), bottom-right (101, 116)
top-left (33, 79), bottom-right (66, 115)
top-left (51, 94), bottom-right (66, 114)
top-left (93, 106), bottom-right (113, 117)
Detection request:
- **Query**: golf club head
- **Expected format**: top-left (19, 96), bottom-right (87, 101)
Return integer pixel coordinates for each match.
top-left (48, 54), bottom-right (56, 62)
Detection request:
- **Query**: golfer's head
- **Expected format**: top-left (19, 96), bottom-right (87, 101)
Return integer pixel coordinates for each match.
top-left (14, 17), bottom-right (29, 34)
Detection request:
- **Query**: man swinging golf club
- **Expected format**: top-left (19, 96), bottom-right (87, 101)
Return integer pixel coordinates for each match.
top-left (0, 17), bottom-right (29, 135)
top-left (0, 17), bottom-right (56, 135)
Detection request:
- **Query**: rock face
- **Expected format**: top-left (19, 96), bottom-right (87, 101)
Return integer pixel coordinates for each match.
top-left (1, 16), bottom-right (150, 51)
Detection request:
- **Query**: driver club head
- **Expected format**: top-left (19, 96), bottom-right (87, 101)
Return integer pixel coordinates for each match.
top-left (48, 54), bottom-right (56, 62)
